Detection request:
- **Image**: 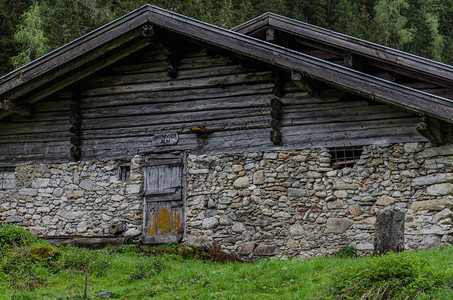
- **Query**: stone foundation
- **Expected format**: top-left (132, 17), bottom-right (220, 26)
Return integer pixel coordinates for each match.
top-left (0, 156), bottom-right (145, 239)
top-left (185, 143), bottom-right (453, 258)
top-left (1, 143), bottom-right (452, 258)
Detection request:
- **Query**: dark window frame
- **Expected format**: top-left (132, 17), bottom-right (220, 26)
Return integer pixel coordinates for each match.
top-left (118, 163), bottom-right (131, 181)
top-left (0, 167), bottom-right (16, 191)
top-left (330, 146), bottom-right (363, 169)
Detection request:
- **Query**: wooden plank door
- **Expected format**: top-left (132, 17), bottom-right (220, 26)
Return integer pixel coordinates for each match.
top-left (143, 153), bottom-right (185, 244)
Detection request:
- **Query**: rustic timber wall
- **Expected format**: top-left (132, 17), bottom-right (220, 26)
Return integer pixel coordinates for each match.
top-left (0, 46), bottom-right (424, 166)
top-left (184, 143), bottom-right (453, 258)
top-left (0, 142), bottom-right (452, 256)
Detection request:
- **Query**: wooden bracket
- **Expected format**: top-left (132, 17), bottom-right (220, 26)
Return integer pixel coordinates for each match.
top-left (416, 115), bottom-right (443, 146)
top-left (166, 55), bottom-right (178, 78)
top-left (291, 70), bottom-right (321, 97)
top-left (266, 26), bottom-right (275, 42)
top-left (0, 99), bottom-right (32, 116)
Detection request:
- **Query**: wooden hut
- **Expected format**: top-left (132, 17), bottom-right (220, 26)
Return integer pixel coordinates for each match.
top-left (1, 5), bottom-right (452, 256)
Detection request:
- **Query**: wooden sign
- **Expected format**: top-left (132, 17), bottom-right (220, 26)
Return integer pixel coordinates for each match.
top-left (153, 132), bottom-right (179, 146)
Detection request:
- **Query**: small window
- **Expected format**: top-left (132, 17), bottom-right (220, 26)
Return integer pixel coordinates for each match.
top-left (0, 167), bottom-right (15, 191)
top-left (330, 147), bottom-right (363, 169)
top-left (118, 164), bottom-right (131, 181)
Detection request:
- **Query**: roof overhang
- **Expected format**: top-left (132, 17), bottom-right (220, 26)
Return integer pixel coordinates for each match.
top-left (1, 5), bottom-right (452, 123)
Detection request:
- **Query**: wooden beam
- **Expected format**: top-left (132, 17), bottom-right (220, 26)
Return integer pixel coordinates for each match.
top-left (291, 70), bottom-right (320, 97)
top-left (416, 115), bottom-right (443, 146)
top-left (0, 99), bottom-right (32, 116)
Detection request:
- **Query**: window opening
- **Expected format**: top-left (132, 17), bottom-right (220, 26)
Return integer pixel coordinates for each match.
top-left (0, 167), bottom-right (15, 191)
top-left (118, 164), bottom-right (131, 181)
top-left (330, 147), bottom-right (363, 169)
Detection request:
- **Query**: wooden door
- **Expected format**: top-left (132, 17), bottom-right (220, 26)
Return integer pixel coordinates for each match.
top-left (143, 154), bottom-right (185, 244)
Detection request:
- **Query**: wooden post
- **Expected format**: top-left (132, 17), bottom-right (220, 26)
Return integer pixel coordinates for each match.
top-left (70, 94), bottom-right (82, 161)
top-left (374, 208), bottom-right (405, 255)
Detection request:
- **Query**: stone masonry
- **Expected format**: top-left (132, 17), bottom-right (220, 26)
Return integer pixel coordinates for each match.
top-left (184, 143), bottom-right (453, 258)
top-left (0, 155), bottom-right (145, 239)
top-left (1, 143), bottom-right (452, 258)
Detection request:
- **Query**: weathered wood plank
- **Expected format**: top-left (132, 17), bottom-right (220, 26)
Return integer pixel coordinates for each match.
top-left (81, 106), bottom-right (270, 130)
top-left (85, 64), bottom-right (256, 87)
top-left (82, 94), bottom-right (272, 118)
top-left (80, 83), bottom-right (273, 108)
top-left (81, 72), bottom-right (273, 96)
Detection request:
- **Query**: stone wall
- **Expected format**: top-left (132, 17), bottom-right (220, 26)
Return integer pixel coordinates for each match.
top-left (185, 143), bottom-right (453, 258)
top-left (0, 156), bottom-right (145, 239)
top-left (1, 143), bottom-right (452, 258)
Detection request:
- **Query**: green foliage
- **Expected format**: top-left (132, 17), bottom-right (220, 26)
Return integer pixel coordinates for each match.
top-left (1, 1), bottom-right (453, 73)
top-left (59, 245), bottom-right (111, 276)
top-left (10, 1), bottom-right (50, 69)
top-left (128, 257), bottom-right (163, 281)
top-left (0, 224), bottom-right (38, 247)
top-left (332, 246), bottom-right (358, 258)
top-left (325, 251), bottom-right (451, 300)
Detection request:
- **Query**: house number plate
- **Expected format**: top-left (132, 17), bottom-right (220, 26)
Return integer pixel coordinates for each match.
top-left (153, 132), bottom-right (179, 146)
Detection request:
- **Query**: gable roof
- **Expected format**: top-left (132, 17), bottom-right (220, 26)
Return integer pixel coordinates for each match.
top-left (233, 12), bottom-right (453, 99)
top-left (1, 5), bottom-right (452, 123)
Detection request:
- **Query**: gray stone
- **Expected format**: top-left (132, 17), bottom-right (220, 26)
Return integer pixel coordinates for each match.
top-left (348, 205), bottom-right (364, 216)
top-left (5, 216), bottom-right (24, 223)
top-left (202, 217), bottom-right (219, 229)
top-left (325, 218), bottom-right (353, 234)
top-left (376, 195), bottom-right (395, 206)
top-left (238, 242), bottom-right (255, 255)
top-left (232, 222), bottom-right (246, 233)
top-left (67, 190), bottom-right (85, 199)
top-left (333, 181), bottom-right (359, 190)
top-left (273, 212), bottom-right (291, 218)
top-left (80, 179), bottom-right (94, 190)
top-left (374, 208), bottom-right (405, 255)
top-left (19, 188), bottom-right (38, 196)
top-left (404, 143), bottom-right (422, 153)
top-left (289, 224), bottom-right (304, 236)
top-left (233, 176), bottom-right (249, 189)
top-left (287, 188), bottom-right (306, 197)
top-left (124, 228), bottom-right (141, 237)
top-left (333, 190), bottom-right (348, 198)
top-left (219, 215), bottom-right (232, 225)
top-left (254, 245), bottom-right (279, 256)
top-left (411, 199), bottom-right (453, 211)
top-left (126, 184), bottom-right (141, 194)
top-left (37, 207), bottom-right (50, 213)
top-left (53, 188), bottom-right (64, 197)
top-left (56, 210), bottom-right (84, 220)
top-left (327, 200), bottom-right (347, 209)
top-left (32, 178), bottom-right (50, 188)
top-left (427, 183), bottom-right (453, 196)
top-left (77, 221), bottom-right (88, 233)
top-left (416, 145), bottom-right (453, 158)
top-left (412, 173), bottom-right (453, 186)
top-left (218, 197), bottom-right (232, 204)
top-left (253, 170), bottom-right (265, 185)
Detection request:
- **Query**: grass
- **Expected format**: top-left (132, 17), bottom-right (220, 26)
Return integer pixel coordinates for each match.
top-left (0, 225), bottom-right (452, 299)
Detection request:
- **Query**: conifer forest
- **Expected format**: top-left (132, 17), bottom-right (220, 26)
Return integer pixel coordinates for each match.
top-left (0, 0), bottom-right (452, 77)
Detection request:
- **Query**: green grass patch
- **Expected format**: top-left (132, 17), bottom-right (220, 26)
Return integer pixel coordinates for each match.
top-left (0, 225), bottom-right (451, 299)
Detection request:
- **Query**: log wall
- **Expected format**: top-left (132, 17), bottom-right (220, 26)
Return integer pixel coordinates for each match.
top-left (0, 46), bottom-right (424, 165)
